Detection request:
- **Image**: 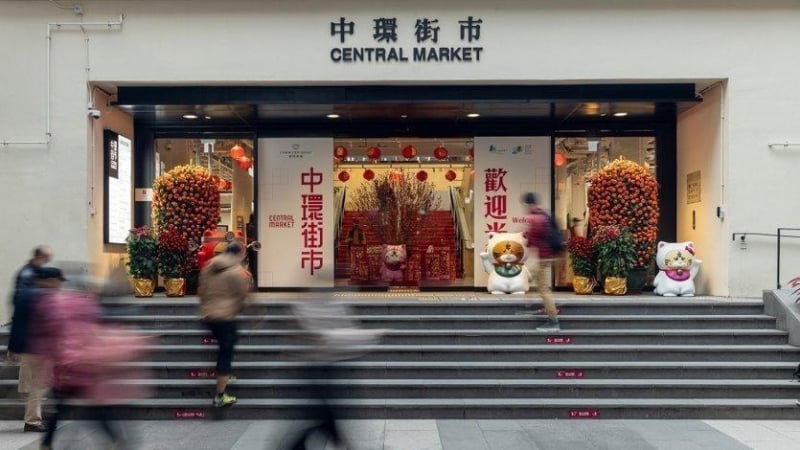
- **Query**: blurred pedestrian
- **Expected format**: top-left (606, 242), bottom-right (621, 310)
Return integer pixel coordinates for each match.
top-left (198, 242), bottom-right (251, 408)
top-left (7, 251), bottom-right (55, 433)
top-left (34, 267), bottom-right (151, 450)
top-left (522, 192), bottom-right (563, 331)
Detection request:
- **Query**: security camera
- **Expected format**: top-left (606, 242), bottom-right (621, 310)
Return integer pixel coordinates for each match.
top-left (88, 108), bottom-right (102, 119)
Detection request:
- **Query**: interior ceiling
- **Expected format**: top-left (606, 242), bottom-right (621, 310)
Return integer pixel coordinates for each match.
top-left (117, 101), bottom-right (676, 123)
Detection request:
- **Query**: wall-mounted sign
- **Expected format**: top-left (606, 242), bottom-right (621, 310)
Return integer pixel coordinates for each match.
top-left (687, 170), bottom-right (701, 204)
top-left (330, 16), bottom-right (484, 64)
top-left (104, 130), bottom-right (132, 245)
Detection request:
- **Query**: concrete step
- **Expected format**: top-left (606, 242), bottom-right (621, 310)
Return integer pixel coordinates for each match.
top-left (138, 344), bottom-right (800, 362)
top-left (2, 398), bottom-right (798, 420)
top-left (9, 328), bottom-right (779, 347)
top-left (97, 298), bottom-right (766, 317)
top-left (4, 379), bottom-right (798, 400)
top-left (5, 360), bottom-right (789, 380)
top-left (90, 314), bottom-right (779, 330)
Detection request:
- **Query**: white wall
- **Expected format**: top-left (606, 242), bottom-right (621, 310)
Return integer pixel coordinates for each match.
top-left (3, 0), bottom-right (800, 300)
top-left (677, 83), bottom-right (728, 296)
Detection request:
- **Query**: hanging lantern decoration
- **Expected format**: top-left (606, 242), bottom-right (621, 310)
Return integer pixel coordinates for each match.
top-left (363, 169), bottom-right (375, 181)
top-left (554, 153), bottom-right (567, 167)
top-left (416, 170), bottom-right (428, 182)
top-left (366, 146), bottom-right (381, 160)
top-left (230, 144), bottom-right (245, 160)
top-left (445, 169), bottom-right (457, 182)
top-left (402, 145), bottom-right (418, 159)
top-left (433, 146), bottom-right (449, 160)
top-left (334, 145), bottom-right (349, 159)
top-left (338, 171), bottom-right (350, 182)
top-left (237, 156), bottom-right (252, 169)
top-left (389, 169), bottom-right (404, 182)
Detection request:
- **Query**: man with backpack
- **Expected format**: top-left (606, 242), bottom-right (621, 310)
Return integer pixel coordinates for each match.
top-left (522, 192), bottom-right (564, 331)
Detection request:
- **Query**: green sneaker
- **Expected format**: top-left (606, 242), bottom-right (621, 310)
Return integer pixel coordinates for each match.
top-left (213, 392), bottom-right (237, 407)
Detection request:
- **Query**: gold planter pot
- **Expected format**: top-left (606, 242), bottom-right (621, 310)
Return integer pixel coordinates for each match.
top-left (132, 278), bottom-right (155, 297)
top-left (572, 276), bottom-right (595, 295)
top-left (164, 278), bottom-right (186, 297)
top-left (603, 276), bottom-right (628, 295)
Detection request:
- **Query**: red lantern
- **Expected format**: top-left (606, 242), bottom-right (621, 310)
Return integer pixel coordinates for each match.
top-left (389, 169), bottom-right (403, 182)
top-left (416, 170), bottom-right (428, 182)
top-left (338, 171), bottom-right (350, 182)
top-left (334, 145), bottom-right (348, 159)
top-left (366, 146), bottom-right (381, 160)
top-left (433, 146), bottom-right (449, 160)
top-left (237, 156), bottom-right (252, 169)
top-left (402, 145), bottom-right (418, 159)
top-left (445, 169), bottom-right (457, 182)
top-left (363, 169), bottom-right (375, 180)
top-left (554, 153), bottom-right (567, 167)
top-left (230, 144), bottom-right (245, 160)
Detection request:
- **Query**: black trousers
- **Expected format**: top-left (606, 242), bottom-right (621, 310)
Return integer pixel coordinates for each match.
top-left (204, 320), bottom-right (238, 375)
top-left (42, 391), bottom-right (119, 446)
top-left (287, 364), bottom-right (341, 450)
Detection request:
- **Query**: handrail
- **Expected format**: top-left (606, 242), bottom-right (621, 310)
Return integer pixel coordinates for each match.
top-left (450, 186), bottom-right (473, 248)
top-left (731, 229), bottom-right (800, 288)
top-left (333, 187), bottom-right (347, 260)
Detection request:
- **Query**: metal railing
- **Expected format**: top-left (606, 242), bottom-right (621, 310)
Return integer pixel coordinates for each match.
top-left (731, 228), bottom-right (800, 288)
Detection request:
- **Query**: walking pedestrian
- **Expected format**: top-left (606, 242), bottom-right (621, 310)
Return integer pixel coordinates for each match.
top-left (6, 246), bottom-right (53, 433)
top-left (198, 242), bottom-right (251, 407)
top-left (522, 192), bottom-right (563, 331)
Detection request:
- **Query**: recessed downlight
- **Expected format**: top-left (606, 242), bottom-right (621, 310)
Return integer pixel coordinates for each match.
top-left (204, 115), bottom-right (212, 120)
top-left (182, 114), bottom-right (198, 119)
top-left (613, 112), bottom-right (628, 117)
top-left (400, 114), bottom-right (408, 119)
top-left (466, 113), bottom-right (480, 118)
top-left (327, 113), bottom-right (340, 119)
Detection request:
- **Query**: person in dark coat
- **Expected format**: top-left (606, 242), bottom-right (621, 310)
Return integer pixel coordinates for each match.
top-left (6, 246), bottom-right (53, 433)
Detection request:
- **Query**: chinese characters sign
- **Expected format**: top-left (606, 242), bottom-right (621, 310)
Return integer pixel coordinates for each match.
top-left (473, 137), bottom-right (552, 288)
top-left (330, 16), bottom-right (484, 63)
top-left (258, 138), bottom-right (334, 288)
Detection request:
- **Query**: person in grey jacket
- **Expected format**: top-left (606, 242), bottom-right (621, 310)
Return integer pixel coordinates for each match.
top-left (198, 242), bottom-right (251, 407)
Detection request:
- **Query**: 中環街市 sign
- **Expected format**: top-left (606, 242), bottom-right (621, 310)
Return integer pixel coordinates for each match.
top-left (330, 16), bottom-right (484, 64)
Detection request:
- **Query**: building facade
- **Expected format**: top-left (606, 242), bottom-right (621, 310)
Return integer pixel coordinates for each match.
top-left (2, 0), bottom-right (800, 319)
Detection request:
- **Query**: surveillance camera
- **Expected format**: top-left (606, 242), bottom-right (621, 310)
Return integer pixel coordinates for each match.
top-left (88, 108), bottom-right (102, 119)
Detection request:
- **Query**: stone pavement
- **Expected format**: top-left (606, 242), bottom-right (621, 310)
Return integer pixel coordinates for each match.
top-left (2, 419), bottom-right (800, 450)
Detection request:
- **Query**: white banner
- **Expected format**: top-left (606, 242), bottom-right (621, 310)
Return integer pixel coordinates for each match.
top-left (257, 138), bottom-right (334, 288)
top-left (473, 137), bottom-right (552, 288)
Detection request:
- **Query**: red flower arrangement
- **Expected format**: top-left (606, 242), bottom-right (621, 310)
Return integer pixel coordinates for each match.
top-left (157, 229), bottom-right (189, 279)
top-left (566, 236), bottom-right (595, 277)
top-left (588, 157), bottom-right (659, 268)
top-left (152, 164), bottom-right (221, 271)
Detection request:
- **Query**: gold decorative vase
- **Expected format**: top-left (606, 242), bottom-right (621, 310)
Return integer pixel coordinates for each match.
top-left (572, 276), bottom-right (595, 295)
top-left (164, 278), bottom-right (186, 297)
top-left (133, 278), bottom-right (155, 297)
top-left (603, 276), bottom-right (628, 295)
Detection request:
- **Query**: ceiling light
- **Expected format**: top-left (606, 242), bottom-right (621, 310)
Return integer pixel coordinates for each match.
top-left (327, 114), bottom-right (340, 119)
top-left (466, 113), bottom-right (480, 118)
top-left (182, 114), bottom-right (198, 119)
top-left (600, 113), bottom-right (607, 117)
top-left (204, 115), bottom-right (211, 120)
top-left (613, 112), bottom-right (628, 117)
top-left (400, 114), bottom-right (408, 119)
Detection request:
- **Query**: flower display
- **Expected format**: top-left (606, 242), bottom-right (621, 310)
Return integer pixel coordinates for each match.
top-left (592, 225), bottom-right (637, 278)
top-left (152, 164), bottom-right (221, 270)
top-left (566, 236), bottom-right (595, 277)
top-left (126, 226), bottom-right (158, 279)
top-left (350, 171), bottom-right (441, 245)
top-left (157, 229), bottom-right (189, 279)
top-left (588, 157), bottom-right (659, 268)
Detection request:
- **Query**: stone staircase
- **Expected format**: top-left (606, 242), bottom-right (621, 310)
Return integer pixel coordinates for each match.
top-left (2, 295), bottom-right (800, 420)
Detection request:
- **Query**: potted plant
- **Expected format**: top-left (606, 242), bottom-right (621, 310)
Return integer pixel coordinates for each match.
top-left (126, 226), bottom-right (158, 297)
top-left (592, 225), bottom-right (637, 295)
top-left (158, 229), bottom-right (189, 297)
top-left (588, 157), bottom-right (659, 293)
top-left (152, 164), bottom-right (221, 294)
top-left (566, 236), bottom-right (596, 294)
